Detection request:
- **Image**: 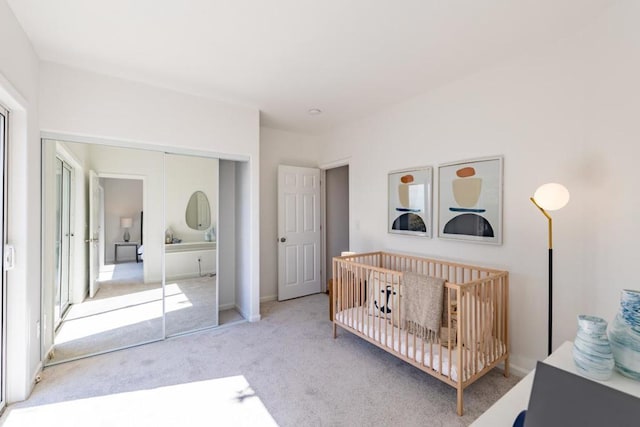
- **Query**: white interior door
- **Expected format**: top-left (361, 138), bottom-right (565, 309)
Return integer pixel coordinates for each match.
top-left (89, 170), bottom-right (102, 298)
top-left (277, 165), bottom-right (321, 301)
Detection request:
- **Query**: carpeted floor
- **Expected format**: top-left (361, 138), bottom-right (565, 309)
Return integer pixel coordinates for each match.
top-left (51, 262), bottom-right (238, 363)
top-left (3, 293), bottom-right (520, 426)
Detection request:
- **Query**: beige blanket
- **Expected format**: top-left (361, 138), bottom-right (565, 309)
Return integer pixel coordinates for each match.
top-left (401, 272), bottom-right (445, 342)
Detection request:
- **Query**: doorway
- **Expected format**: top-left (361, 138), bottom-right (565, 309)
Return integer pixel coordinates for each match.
top-left (324, 164), bottom-right (349, 287)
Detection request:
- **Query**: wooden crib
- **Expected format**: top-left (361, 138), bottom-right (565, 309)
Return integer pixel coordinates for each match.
top-left (332, 252), bottom-right (509, 416)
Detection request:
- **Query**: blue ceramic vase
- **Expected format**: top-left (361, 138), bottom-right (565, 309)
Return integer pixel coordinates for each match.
top-left (609, 289), bottom-right (640, 380)
top-left (572, 315), bottom-right (614, 381)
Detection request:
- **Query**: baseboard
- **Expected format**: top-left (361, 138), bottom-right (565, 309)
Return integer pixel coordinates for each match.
top-left (507, 353), bottom-right (538, 378)
top-left (218, 302), bottom-right (235, 311)
top-left (499, 360), bottom-right (529, 378)
top-left (234, 304), bottom-right (249, 320)
top-left (166, 272), bottom-right (216, 281)
top-left (234, 304), bottom-right (261, 322)
top-left (260, 294), bottom-right (277, 303)
top-left (106, 258), bottom-right (138, 264)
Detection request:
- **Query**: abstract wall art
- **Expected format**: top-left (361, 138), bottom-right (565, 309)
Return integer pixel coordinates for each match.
top-left (438, 156), bottom-right (503, 244)
top-left (388, 166), bottom-right (432, 237)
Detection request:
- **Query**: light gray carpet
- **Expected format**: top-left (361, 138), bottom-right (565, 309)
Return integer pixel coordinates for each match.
top-left (165, 274), bottom-right (218, 336)
top-left (51, 263), bottom-right (221, 363)
top-left (6, 293), bottom-right (520, 426)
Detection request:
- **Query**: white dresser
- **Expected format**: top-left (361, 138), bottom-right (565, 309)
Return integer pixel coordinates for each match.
top-left (472, 341), bottom-right (640, 426)
top-left (164, 241), bottom-right (216, 280)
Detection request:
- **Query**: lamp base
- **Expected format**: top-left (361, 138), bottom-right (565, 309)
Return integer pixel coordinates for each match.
top-left (123, 229), bottom-right (130, 242)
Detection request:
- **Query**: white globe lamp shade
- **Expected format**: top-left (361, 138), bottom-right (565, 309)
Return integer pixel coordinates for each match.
top-left (533, 183), bottom-right (570, 211)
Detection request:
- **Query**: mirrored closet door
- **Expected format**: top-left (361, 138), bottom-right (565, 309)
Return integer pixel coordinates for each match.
top-left (41, 139), bottom-right (238, 365)
top-left (164, 154), bottom-right (219, 336)
top-left (42, 140), bottom-right (165, 364)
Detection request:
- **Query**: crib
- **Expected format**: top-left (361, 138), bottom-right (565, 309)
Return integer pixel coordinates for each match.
top-left (332, 252), bottom-right (509, 416)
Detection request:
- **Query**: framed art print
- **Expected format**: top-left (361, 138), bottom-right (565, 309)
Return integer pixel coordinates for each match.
top-left (388, 166), bottom-right (432, 237)
top-left (438, 156), bottom-right (503, 244)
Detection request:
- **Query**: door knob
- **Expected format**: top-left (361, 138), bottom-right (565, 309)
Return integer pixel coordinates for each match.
top-left (280, 237), bottom-right (286, 243)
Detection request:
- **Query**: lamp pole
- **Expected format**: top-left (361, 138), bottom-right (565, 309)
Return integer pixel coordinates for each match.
top-left (531, 197), bottom-right (553, 356)
top-left (530, 197), bottom-right (553, 355)
top-left (531, 182), bottom-right (569, 356)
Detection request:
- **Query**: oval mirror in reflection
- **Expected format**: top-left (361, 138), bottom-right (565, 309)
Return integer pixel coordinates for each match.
top-left (185, 191), bottom-right (211, 230)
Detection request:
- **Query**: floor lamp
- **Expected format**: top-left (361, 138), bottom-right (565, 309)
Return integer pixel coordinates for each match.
top-left (530, 183), bottom-right (570, 356)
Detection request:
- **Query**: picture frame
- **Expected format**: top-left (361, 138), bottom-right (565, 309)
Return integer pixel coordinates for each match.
top-left (388, 166), bottom-right (432, 237)
top-left (438, 156), bottom-right (503, 244)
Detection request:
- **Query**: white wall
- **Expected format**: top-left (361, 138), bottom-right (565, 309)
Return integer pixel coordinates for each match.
top-left (325, 165), bottom-right (349, 280)
top-left (41, 140), bottom-right (92, 360)
top-left (318, 1), bottom-right (640, 372)
top-left (259, 127), bottom-right (321, 301)
top-left (39, 62), bottom-right (261, 325)
top-left (40, 142), bottom-right (56, 362)
top-left (0, 0), bottom-right (41, 403)
top-left (102, 178), bottom-right (143, 263)
top-left (235, 161), bottom-right (253, 319)
top-left (39, 62), bottom-right (258, 157)
top-left (165, 154), bottom-right (218, 243)
top-left (219, 160), bottom-right (237, 310)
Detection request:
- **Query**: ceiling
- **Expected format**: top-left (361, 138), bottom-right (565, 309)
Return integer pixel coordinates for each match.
top-left (8, 0), bottom-right (613, 134)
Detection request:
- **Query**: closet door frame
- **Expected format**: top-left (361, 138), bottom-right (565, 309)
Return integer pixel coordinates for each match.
top-left (40, 132), bottom-right (247, 365)
top-left (0, 105), bottom-right (8, 412)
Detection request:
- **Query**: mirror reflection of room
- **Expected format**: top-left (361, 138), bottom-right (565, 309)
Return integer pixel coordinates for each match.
top-left (164, 154), bottom-right (223, 336)
top-left (42, 140), bottom-right (244, 365)
top-left (42, 140), bottom-right (164, 365)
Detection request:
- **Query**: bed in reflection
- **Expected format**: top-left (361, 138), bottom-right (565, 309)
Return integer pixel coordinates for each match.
top-left (137, 211), bottom-right (144, 261)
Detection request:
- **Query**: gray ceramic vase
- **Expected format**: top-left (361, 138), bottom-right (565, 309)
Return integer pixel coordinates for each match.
top-left (572, 315), bottom-right (614, 381)
top-left (608, 289), bottom-right (640, 380)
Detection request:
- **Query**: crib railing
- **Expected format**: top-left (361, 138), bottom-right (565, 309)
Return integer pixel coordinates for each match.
top-left (332, 251), bottom-right (509, 416)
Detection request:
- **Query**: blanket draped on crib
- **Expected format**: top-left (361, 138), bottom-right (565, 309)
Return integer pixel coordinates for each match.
top-left (401, 273), bottom-right (445, 342)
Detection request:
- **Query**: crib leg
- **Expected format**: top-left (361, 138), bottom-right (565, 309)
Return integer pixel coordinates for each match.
top-left (457, 388), bottom-right (464, 416)
top-left (332, 322), bottom-right (337, 339)
top-left (504, 356), bottom-right (510, 378)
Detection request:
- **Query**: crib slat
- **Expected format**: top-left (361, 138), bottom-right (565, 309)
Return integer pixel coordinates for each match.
top-left (474, 284), bottom-right (479, 375)
top-left (493, 279), bottom-right (498, 362)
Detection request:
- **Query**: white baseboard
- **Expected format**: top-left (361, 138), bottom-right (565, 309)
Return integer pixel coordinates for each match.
top-left (219, 302), bottom-right (235, 311)
top-left (507, 362), bottom-right (529, 378)
top-left (106, 258), bottom-right (138, 264)
top-left (234, 304), bottom-right (249, 320)
top-left (260, 294), bottom-right (277, 303)
top-left (166, 272), bottom-right (215, 281)
top-left (232, 303), bottom-right (261, 322)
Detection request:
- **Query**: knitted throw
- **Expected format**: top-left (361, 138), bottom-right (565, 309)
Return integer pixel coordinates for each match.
top-left (401, 272), bottom-right (445, 342)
